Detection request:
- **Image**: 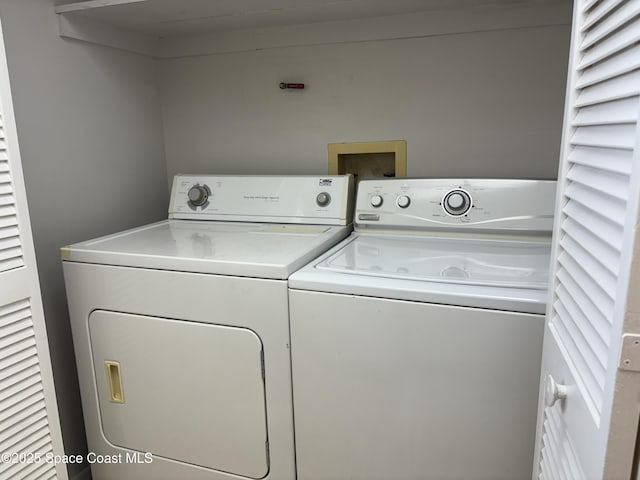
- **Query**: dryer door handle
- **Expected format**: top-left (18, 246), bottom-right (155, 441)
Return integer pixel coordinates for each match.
top-left (105, 360), bottom-right (125, 404)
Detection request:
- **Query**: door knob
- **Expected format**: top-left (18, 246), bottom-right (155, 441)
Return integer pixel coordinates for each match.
top-left (544, 374), bottom-right (567, 407)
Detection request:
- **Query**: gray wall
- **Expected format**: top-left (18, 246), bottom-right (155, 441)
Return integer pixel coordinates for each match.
top-left (0, 1), bottom-right (168, 478)
top-left (160, 18), bottom-right (570, 180)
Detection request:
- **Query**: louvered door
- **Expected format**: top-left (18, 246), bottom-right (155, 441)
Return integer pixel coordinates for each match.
top-left (533, 0), bottom-right (640, 478)
top-left (0, 120), bottom-right (22, 272)
top-left (0, 16), bottom-right (67, 480)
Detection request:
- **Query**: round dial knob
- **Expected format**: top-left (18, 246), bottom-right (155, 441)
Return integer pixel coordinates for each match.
top-left (443, 189), bottom-right (471, 216)
top-left (370, 195), bottom-right (383, 208)
top-left (187, 184), bottom-right (210, 207)
top-left (316, 192), bottom-right (331, 207)
top-left (396, 195), bottom-right (411, 209)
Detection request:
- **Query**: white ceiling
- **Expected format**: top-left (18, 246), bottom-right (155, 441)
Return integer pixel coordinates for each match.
top-left (54, 0), bottom-right (565, 37)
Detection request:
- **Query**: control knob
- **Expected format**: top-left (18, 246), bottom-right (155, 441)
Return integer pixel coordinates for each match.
top-left (396, 195), bottom-right (411, 209)
top-left (187, 184), bottom-right (210, 207)
top-left (443, 189), bottom-right (472, 216)
top-left (370, 195), bottom-right (383, 208)
top-left (316, 192), bottom-right (331, 207)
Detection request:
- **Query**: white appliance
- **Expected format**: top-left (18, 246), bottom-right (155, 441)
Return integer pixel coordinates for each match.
top-left (288, 178), bottom-right (556, 480)
top-left (61, 174), bottom-right (354, 480)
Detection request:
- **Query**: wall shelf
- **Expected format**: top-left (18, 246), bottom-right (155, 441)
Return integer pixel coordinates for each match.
top-left (54, 0), bottom-right (571, 58)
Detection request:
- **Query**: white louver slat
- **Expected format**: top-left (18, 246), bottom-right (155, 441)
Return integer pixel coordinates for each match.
top-left (580, 1), bottom-right (640, 49)
top-left (0, 113), bottom-right (22, 273)
top-left (0, 300), bottom-right (56, 479)
top-left (561, 217), bottom-right (619, 275)
top-left (574, 70), bottom-right (640, 106)
top-left (539, 405), bottom-right (584, 480)
top-left (571, 123), bottom-right (637, 149)
top-left (537, 0), bottom-right (640, 478)
top-left (580, 0), bottom-right (624, 31)
top-left (576, 44), bottom-right (640, 88)
top-left (573, 96), bottom-right (639, 125)
top-left (567, 146), bottom-right (632, 175)
top-left (564, 180), bottom-right (626, 229)
top-left (555, 267), bottom-right (611, 345)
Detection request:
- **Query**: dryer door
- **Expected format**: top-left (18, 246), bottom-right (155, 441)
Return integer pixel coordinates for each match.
top-left (88, 310), bottom-right (268, 479)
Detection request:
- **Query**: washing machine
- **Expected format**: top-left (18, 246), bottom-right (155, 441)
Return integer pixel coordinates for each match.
top-left (61, 174), bottom-right (353, 480)
top-left (288, 178), bottom-right (556, 480)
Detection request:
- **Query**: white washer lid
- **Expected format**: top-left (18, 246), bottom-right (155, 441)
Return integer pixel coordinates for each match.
top-left (61, 219), bottom-right (351, 279)
top-left (289, 233), bottom-right (552, 314)
top-left (317, 234), bottom-right (550, 289)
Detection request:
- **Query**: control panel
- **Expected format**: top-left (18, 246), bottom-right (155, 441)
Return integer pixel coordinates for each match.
top-left (356, 178), bottom-right (557, 233)
top-left (169, 174), bottom-right (354, 225)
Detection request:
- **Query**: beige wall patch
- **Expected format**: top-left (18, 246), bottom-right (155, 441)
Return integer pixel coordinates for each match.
top-left (328, 140), bottom-right (407, 180)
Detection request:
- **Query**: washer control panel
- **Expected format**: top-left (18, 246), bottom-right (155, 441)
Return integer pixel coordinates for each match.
top-left (355, 178), bottom-right (557, 233)
top-left (169, 174), bottom-right (354, 225)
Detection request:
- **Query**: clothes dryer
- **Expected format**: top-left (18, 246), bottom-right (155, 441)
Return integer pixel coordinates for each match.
top-left (62, 174), bottom-right (353, 480)
top-left (288, 178), bottom-right (555, 480)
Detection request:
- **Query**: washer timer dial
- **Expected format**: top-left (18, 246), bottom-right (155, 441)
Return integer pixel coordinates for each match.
top-left (442, 189), bottom-right (472, 216)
